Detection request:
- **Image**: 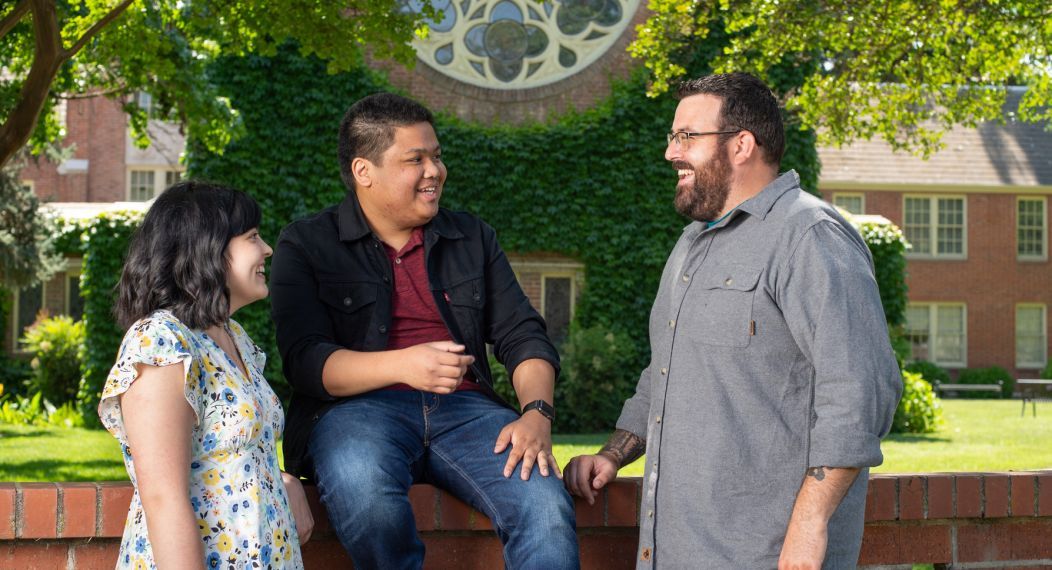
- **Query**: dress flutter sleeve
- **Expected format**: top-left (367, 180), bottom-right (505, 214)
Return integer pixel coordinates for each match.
top-left (98, 313), bottom-right (201, 446)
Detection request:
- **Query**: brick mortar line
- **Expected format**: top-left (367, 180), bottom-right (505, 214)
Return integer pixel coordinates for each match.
top-left (950, 523), bottom-right (958, 565)
top-left (922, 475), bottom-right (929, 519)
top-left (893, 477), bottom-right (900, 520)
top-left (1006, 473), bottom-right (1012, 517)
top-left (94, 483), bottom-right (102, 538)
top-left (13, 483), bottom-right (22, 539)
top-left (1036, 472), bottom-right (1042, 518)
top-left (56, 486), bottom-right (64, 536)
top-left (945, 559), bottom-right (1052, 569)
top-left (979, 474), bottom-right (986, 518)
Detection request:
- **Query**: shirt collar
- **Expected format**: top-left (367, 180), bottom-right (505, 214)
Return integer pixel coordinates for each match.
top-left (682, 170), bottom-right (800, 238)
top-left (337, 190), bottom-right (464, 242)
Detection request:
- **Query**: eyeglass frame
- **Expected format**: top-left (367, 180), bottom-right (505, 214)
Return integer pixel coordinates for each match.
top-left (666, 129), bottom-right (749, 146)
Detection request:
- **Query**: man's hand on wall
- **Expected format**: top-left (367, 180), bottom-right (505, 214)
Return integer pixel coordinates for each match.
top-left (563, 454), bottom-right (618, 505)
top-left (494, 412), bottom-right (558, 480)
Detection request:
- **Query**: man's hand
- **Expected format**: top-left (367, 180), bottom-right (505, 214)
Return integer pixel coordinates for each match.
top-left (778, 518), bottom-right (827, 570)
top-left (401, 341), bottom-right (474, 393)
top-left (281, 472), bottom-right (315, 545)
top-left (494, 411), bottom-right (558, 480)
top-left (563, 453), bottom-right (618, 505)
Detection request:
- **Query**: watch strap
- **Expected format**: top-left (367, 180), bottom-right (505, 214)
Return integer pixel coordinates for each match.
top-left (521, 399), bottom-right (555, 421)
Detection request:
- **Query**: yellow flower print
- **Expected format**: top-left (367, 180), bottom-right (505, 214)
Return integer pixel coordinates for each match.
top-left (203, 357), bottom-right (217, 374)
top-left (273, 528), bottom-right (286, 549)
top-left (210, 449), bottom-right (231, 462)
top-left (217, 533), bottom-right (233, 553)
top-left (203, 469), bottom-right (221, 486)
top-left (134, 557), bottom-right (149, 570)
top-left (239, 403), bottom-right (255, 419)
top-left (140, 335), bottom-right (152, 348)
top-left (197, 518), bottom-right (209, 536)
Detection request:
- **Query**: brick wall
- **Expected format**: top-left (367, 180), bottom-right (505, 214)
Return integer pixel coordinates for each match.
top-left (3, 473), bottom-right (1052, 569)
top-left (823, 188), bottom-right (1052, 378)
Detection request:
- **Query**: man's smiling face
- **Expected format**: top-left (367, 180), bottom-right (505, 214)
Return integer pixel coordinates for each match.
top-left (359, 121), bottom-right (446, 231)
top-left (665, 93), bottom-right (733, 222)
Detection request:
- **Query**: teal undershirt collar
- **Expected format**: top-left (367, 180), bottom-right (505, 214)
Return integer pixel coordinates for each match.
top-left (705, 207), bottom-right (737, 229)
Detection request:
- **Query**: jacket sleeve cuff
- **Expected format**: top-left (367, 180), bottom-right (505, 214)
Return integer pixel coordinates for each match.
top-left (297, 342), bottom-right (344, 401)
top-left (808, 428), bottom-right (884, 468)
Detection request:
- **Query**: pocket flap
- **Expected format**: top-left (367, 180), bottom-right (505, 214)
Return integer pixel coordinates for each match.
top-left (699, 265), bottom-right (762, 292)
top-left (318, 282), bottom-right (378, 313)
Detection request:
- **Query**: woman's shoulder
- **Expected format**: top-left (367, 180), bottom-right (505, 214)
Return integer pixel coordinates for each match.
top-left (121, 310), bottom-right (195, 354)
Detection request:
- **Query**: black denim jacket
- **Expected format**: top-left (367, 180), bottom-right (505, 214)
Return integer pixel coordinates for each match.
top-left (270, 192), bottom-right (560, 477)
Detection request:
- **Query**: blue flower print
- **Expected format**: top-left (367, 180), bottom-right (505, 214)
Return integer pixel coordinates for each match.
top-left (206, 551), bottom-right (221, 569)
top-left (202, 433), bottom-right (217, 452)
top-left (222, 388), bottom-right (237, 404)
top-left (232, 503), bottom-right (238, 513)
top-left (135, 536), bottom-right (146, 553)
top-left (191, 460), bottom-right (201, 470)
top-left (260, 545), bottom-right (272, 564)
top-left (265, 504), bottom-right (276, 522)
top-left (224, 484), bottom-right (233, 496)
top-left (191, 496), bottom-right (201, 512)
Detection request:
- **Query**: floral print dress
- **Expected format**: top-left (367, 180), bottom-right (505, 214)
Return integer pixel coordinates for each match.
top-left (99, 310), bottom-right (303, 570)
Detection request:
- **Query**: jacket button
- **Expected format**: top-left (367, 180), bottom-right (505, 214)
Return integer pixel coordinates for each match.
top-left (383, 276), bottom-right (390, 283)
top-left (473, 293), bottom-right (480, 302)
top-left (379, 325), bottom-right (388, 333)
top-left (312, 414), bottom-right (319, 421)
top-left (641, 548), bottom-right (651, 561)
top-left (343, 297), bottom-right (352, 306)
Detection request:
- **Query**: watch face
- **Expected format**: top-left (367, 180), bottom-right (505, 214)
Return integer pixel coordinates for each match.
top-left (401, 0), bottom-right (640, 89)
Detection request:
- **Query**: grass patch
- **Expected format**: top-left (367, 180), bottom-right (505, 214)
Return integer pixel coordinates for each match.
top-left (2, 400), bottom-right (1049, 482)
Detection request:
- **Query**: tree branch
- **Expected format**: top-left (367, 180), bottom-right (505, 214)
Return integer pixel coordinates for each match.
top-left (0, 0), bottom-right (30, 40)
top-left (63, 0), bottom-right (134, 58)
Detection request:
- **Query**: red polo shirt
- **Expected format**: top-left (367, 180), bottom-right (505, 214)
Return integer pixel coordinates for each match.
top-left (382, 227), bottom-right (479, 392)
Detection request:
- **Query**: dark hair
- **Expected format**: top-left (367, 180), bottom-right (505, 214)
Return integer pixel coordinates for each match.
top-left (337, 92), bottom-right (435, 191)
top-left (677, 72), bottom-right (785, 166)
top-left (115, 180), bottom-right (262, 330)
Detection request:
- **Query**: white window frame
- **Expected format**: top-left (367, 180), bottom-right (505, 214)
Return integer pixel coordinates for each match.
top-left (903, 195), bottom-right (968, 260)
top-left (127, 167), bottom-right (184, 201)
top-left (832, 192), bottom-right (865, 215)
top-left (1017, 196), bottom-right (1047, 262)
top-left (1016, 304), bottom-right (1048, 369)
top-left (906, 302), bottom-right (968, 368)
top-left (21, 179), bottom-right (34, 194)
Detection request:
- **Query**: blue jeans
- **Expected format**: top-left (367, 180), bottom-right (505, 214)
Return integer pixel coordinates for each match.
top-left (308, 390), bottom-right (580, 570)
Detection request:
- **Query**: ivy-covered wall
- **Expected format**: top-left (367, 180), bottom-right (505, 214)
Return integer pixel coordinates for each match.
top-left (187, 43), bottom-right (821, 410)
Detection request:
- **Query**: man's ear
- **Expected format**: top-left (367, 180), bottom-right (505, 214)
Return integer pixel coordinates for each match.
top-left (351, 157), bottom-right (373, 188)
top-left (730, 131), bottom-right (761, 166)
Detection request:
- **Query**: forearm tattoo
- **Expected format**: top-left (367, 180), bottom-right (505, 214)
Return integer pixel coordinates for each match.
top-left (598, 429), bottom-right (646, 468)
top-left (807, 466), bottom-right (827, 481)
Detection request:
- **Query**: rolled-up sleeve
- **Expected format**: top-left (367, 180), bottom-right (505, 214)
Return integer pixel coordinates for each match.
top-left (270, 230), bottom-right (342, 401)
top-left (615, 366), bottom-right (652, 440)
top-left (778, 220), bottom-right (903, 468)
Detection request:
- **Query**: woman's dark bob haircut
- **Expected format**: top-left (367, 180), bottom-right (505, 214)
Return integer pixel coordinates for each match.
top-left (115, 180), bottom-right (262, 330)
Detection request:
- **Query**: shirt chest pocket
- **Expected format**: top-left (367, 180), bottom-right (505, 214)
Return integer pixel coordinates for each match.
top-left (684, 265), bottom-right (762, 348)
top-left (444, 277), bottom-right (485, 331)
top-left (318, 282), bottom-right (379, 344)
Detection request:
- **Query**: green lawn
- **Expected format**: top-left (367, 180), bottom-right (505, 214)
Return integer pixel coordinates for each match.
top-left (1, 400), bottom-right (1049, 482)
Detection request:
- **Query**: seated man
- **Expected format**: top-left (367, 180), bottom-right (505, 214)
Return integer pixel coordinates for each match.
top-left (270, 92), bottom-right (579, 570)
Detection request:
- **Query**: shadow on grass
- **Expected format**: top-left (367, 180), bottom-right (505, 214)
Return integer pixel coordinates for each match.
top-left (0, 459), bottom-right (127, 483)
top-left (0, 426), bottom-right (53, 438)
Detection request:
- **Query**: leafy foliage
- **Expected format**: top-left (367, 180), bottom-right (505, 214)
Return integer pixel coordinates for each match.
top-left (957, 366), bottom-right (1015, 399)
top-left (1043, 360), bottom-right (1052, 380)
top-left (554, 325), bottom-right (640, 432)
top-left (20, 314), bottom-right (85, 406)
top-left (891, 371), bottom-right (942, 434)
top-left (77, 211), bottom-right (143, 427)
top-left (0, 0), bottom-right (430, 169)
top-left (853, 219), bottom-right (909, 328)
top-left (904, 360), bottom-right (951, 386)
top-left (0, 155), bottom-right (64, 288)
top-left (630, 1), bottom-right (1052, 157)
top-left (0, 391), bottom-right (85, 428)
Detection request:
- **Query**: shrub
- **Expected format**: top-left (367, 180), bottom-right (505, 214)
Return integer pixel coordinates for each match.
top-left (956, 366), bottom-right (1014, 399)
top-left (554, 324), bottom-right (640, 433)
top-left (892, 371), bottom-right (942, 434)
top-left (20, 314), bottom-right (85, 405)
top-left (1042, 360), bottom-right (1052, 380)
top-left (904, 360), bottom-right (950, 386)
top-left (0, 391), bottom-right (85, 428)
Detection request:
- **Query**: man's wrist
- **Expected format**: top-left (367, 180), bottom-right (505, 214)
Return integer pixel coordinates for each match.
top-left (521, 399), bottom-right (555, 421)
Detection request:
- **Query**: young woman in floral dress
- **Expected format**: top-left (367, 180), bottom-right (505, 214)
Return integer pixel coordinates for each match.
top-left (99, 181), bottom-right (313, 569)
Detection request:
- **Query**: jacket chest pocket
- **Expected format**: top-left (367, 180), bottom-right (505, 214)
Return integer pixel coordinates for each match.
top-left (318, 282), bottom-right (379, 345)
top-left (444, 277), bottom-right (485, 333)
top-left (683, 265), bottom-right (762, 348)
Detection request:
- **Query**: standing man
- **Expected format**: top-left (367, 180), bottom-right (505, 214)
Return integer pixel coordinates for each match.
top-left (270, 92), bottom-right (579, 570)
top-left (565, 73), bottom-right (902, 569)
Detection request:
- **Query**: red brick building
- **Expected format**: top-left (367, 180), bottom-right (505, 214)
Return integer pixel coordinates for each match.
top-left (8, 2), bottom-right (1051, 378)
top-left (819, 89), bottom-right (1052, 378)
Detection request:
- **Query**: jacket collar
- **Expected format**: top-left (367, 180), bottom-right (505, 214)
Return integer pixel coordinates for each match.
top-left (337, 190), bottom-right (465, 243)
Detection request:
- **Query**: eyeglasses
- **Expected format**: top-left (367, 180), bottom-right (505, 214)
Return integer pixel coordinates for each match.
top-left (666, 129), bottom-right (743, 146)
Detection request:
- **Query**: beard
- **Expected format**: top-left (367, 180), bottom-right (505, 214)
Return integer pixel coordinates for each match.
top-left (673, 147), bottom-right (732, 222)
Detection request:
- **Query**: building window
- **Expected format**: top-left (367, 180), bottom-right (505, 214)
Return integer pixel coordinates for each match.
top-left (542, 275), bottom-right (573, 346)
top-left (129, 170), bottom-right (156, 201)
top-left (1016, 304), bottom-right (1047, 369)
top-left (67, 273), bottom-right (84, 321)
top-left (1018, 197), bottom-right (1047, 260)
top-left (903, 196), bottom-right (966, 258)
top-left (129, 168), bottom-right (184, 201)
top-left (12, 283), bottom-right (44, 350)
top-left (832, 193), bottom-right (864, 215)
top-left (906, 303), bottom-right (966, 367)
top-left (402, 0), bottom-right (640, 89)
top-left (21, 180), bottom-right (34, 193)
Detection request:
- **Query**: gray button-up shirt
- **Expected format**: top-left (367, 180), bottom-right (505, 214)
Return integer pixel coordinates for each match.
top-left (617, 171), bottom-right (902, 569)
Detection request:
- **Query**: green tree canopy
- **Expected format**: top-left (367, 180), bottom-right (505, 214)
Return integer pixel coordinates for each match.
top-left (0, 0), bottom-right (427, 169)
top-left (631, 0), bottom-right (1052, 157)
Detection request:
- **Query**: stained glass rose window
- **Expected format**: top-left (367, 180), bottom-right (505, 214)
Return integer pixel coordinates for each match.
top-left (403, 0), bottom-right (639, 89)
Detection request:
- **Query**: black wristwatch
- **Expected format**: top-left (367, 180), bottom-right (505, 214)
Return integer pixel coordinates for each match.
top-left (521, 400), bottom-right (555, 421)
